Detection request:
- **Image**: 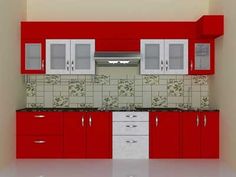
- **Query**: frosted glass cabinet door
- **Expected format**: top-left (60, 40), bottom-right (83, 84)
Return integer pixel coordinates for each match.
top-left (140, 40), bottom-right (164, 74)
top-left (25, 44), bottom-right (42, 70)
top-left (46, 40), bottom-right (71, 74)
top-left (195, 43), bottom-right (210, 70)
top-left (165, 40), bottom-right (188, 74)
top-left (71, 40), bottom-right (95, 74)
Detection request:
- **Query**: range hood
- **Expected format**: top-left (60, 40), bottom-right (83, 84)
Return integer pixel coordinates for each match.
top-left (94, 52), bottom-right (141, 66)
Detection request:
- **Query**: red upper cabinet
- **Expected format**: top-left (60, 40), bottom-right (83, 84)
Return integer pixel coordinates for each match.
top-left (86, 112), bottom-right (112, 158)
top-left (189, 39), bottom-right (215, 75)
top-left (21, 39), bottom-right (45, 74)
top-left (63, 112), bottom-right (86, 158)
top-left (150, 112), bottom-right (180, 158)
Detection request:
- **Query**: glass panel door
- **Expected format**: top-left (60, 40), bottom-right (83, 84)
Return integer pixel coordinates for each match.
top-left (141, 40), bottom-right (164, 74)
top-left (195, 43), bottom-right (210, 70)
top-left (46, 40), bottom-right (70, 74)
top-left (25, 44), bottom-right (41, 70)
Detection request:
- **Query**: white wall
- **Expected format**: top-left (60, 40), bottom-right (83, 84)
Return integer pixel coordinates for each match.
top-left (209, 0), bottom-right (236, 170)
top-left (27, 0), bottom-right (209, 21)
top-left (0, 0), bottom-right (26, 168)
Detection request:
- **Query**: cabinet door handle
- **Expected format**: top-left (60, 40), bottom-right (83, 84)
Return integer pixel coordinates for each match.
top-left (41, 60), bottom-right (44, 69)
top-left (126, 125), bottom-right (137, 128)
top-left (155, 116), bottom-right (159, 127)
top-left (196, 115), bottom-right (200, 127)
top-left (161, 60), bottom-right (164, 71)
top-left (204, 115), bottom-right (207, 127)
top-left (81, 116), bottom-right (85, 127)
top-left (166, 60), bottom-right (168, 71)
top-left (89, 116), bottom-right (92, 127)
top-left (190, 60), bottom-right (193, 71)
top-left (34, 140), bottom-right (46, 144)
top-left (126, 115), bottom-right (137, 118)
top-left (71, 60), bottom-right (74, 71)
top-left (126, 140), bottom-right (137, 144)
top-left (66, 60), bottom-right (70, 71)
top-left (34, 115), bottom-right (45, 118)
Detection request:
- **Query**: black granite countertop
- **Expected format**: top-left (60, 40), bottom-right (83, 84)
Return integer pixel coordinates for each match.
top-left (16, 107), bottom-right (219, 112)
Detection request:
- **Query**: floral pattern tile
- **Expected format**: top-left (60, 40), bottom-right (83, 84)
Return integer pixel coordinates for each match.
top-left (45, 75), bottom-right (60, 85)
top-left (152, 96), bottom-right (167, 107)
top-left (53, 96), bottom-right (69, 108)
top-left (26, 82), bottom-right (36, 96)
top-left (118, 80), bottom-right (135, 96)
top-left (177, 103), bottom-right (191, 109)
top-left (103, 96), bottom-right (118, 108)
top-left (143, 75), bottom-right (159, 85)
top-left (27, 103), bottom-right (44, 108)
top-left (192, 76), bottom-right (208, 85)
top-left (69, 80), bottom-right (86, 96)
top-left (78, 103), bottom-right (93, 108)
top-left (167, 79), bottom-right (184, 96)
top-left (201, 96), bottom-right (209, 108)
top-left (94, 75), bottom-right (109, 85)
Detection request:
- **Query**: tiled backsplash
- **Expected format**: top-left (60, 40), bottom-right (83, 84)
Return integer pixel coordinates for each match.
top-left (26, 75), bottom-right (209, 108)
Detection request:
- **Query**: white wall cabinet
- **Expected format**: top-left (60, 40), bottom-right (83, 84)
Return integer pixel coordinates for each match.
top-left (46, 39), bottom-right (95, 74)
top-left (141, 39), bottom-right (188, 75)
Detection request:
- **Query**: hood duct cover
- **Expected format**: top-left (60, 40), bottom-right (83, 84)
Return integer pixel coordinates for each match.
top-left (94, 52), bottom-right (141, 66)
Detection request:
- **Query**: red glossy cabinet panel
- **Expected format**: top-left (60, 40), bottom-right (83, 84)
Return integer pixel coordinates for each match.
top-left (150, 112), bottom-right (180, 158)
top-left (182, 111), bottom-right (219, 158)
top-left (182, 112), bottom-right (201, 158)
top-left (63, 112), bottom-right (86, 158)
top-left (17, 112), bottom-right (63, 135)
top-left (21, 39), bottom-right (45, 74)
top-left (17, 136), bottom-right (63, 158)
top-left (86, 112), bottom-right (112, 158)
top-left (201, 112), bottom-right (219, 158)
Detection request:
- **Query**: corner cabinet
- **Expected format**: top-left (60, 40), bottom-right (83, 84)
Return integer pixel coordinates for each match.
top-left (46, 39), bottom-right (95, 75)
top-left (21, 39), bottom-right (45, 74)
top-left (189, 39), bottom-right (215, 75)
top-left (140, 39), bottom-right (188, 75)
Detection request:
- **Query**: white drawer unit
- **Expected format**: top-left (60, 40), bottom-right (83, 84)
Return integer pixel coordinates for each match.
top-left (113, 122), bottom-right (149, 136)
top-left (113, 136), bottom-right (149, 159)
top-left (112, 112), bottom-right (149, 122)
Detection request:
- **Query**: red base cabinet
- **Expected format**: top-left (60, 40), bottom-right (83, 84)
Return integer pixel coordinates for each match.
top-left (63, 112), bottom-right (112, 159)
top-left (182, 111), bottom-right (219, 158)
top-left (150, 112), bottom-right (180, 158)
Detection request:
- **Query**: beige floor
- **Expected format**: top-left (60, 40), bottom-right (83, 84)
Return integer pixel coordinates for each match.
top-left (0, 159), bottom-right (235, 177)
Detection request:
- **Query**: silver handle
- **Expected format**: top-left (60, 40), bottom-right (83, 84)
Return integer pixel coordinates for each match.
top-left (66, 60), bottom-right (70, 71)
top-left (34, 140), bottom-right (46, 144)
top-left (126, 115), bottom-right (137, 118)
top-left (166, 60), bottom-right (168, 71)
top-left (126, 125), bottom-right (137, 128)
top-left (81, 116), bottom-right (85, 127)
top-left (190, 61), bottom-right (193, 71)
top-left (161, 60), bottom-right (164, 71)
top-left (89, 116), bottom-right (92, 127)
top-left (126, 140), bottom-right (137, 144)
top-left (42, 61), bottom-right (44, 69)
top-left (34, 115), bottom-right (45, 118)
top-left (155, 117), bottom-right (159, 127)
top-left (204, 115), bottom-right (207, 127)
top-left (196, 115), bottom-right (200, 127)
top-left (71, 60), bottom-right (74, 71)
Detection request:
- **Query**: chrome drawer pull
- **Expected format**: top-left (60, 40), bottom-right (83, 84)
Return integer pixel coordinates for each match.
top-left (81, 116), bottom-right (85, 127)
top-left (34, 115), bottom-right (45, 118)
top-left (204, 115), bottom-right (207, 127)
top-left (126, 125), bottom-right (137, 128)
top-left (126, 140), bottom-right (137, 144)
top-left (155, 116), bottom-right (159, 127)
top-left (34, 140), bottom-right (46, 144)
top-left (196, 115), bottom-right (200, 127)
top-left (89, 116), bottom-right (92, 127)
top-left (126, 115), bottom-right (137, 118)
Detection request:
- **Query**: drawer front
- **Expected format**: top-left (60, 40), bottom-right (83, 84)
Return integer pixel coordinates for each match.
top-left (113, 112), bottom-right (149, 122)
top-left (17, 136), bottom-right (63, 158)
top-left (113, 122), bottom-right (149, 135)
top-left (17, 112), bottom-right (63, 135)
top-left (113, 136), bottom-right (149, 159)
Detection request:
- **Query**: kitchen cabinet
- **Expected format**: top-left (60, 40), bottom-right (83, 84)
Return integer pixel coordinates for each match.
top-left (16, 112), bottom-right (63, 158)
top-left (21, 39), bottom-right (45, 74)
top-left (141, 39), bottom-right (188, 75)
top-left (149, 112), bottom-right (180, 158)
top-left (46, 39), bottom-right (95, 75)
top-left (182, 111), bottom-right (219, 158)
top-left (189, 39), bottom-right (215, 75)
top-left (64, 112), bottom-right (112, 158)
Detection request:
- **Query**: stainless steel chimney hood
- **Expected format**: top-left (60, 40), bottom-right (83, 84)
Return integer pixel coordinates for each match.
top-left (94, 52), bottom-right (140, 66)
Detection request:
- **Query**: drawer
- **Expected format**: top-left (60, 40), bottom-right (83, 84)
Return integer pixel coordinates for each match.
top-left (17, 135), bottom-right (63, 158)
top-left (112, 112), bottom-right (148, 122)
top-left (113, 136), bottom-right (149, 159)
top-left (113, 122), bottom-right (149, 135)
top-left (17, 112), bottom-right (63, 135)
